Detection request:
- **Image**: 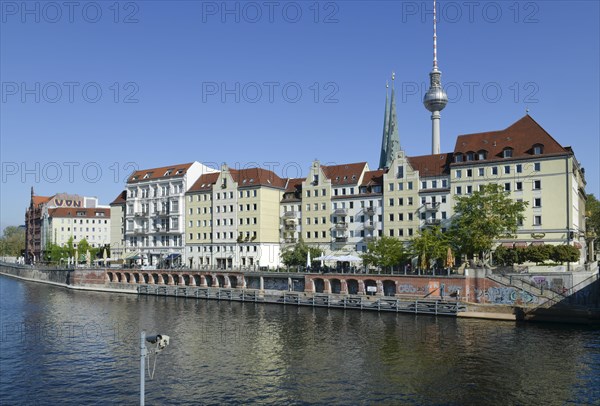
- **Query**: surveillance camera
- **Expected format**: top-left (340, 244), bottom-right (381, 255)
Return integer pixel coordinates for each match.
top-left (146, 334), bottom-right (170, 351)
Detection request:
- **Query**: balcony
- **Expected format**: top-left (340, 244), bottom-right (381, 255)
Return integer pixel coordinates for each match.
top-left (364, 207), bottom-right (375, 216)
top-left (284, 238), bottom-right (297, 244)
top-left (283, 211), bottom-right (298, 218)
top-left (284, 223), bottom-right (297, 231)
top-left (334, 222), bottom-right (348, 230)
top-left (155, 210), bottom-right (170, 217)
top-left (134, 211), bottom-right (148, 217)
top-left (334, 237), bottom-right (348, 243)
top-left (334, 208), bottom-right (348, 216)
top-left (422, 202), bottom-right (440, 212)
top-left (364, 221), bottom-right (376, 230)
top-left (284, 217), bottom-right (298, 225)
top-left (424, 218), bottom-right (441, 226)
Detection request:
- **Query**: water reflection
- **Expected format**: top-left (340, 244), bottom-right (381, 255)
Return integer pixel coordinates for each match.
top-left (1, 275), bottom-right (598, 405)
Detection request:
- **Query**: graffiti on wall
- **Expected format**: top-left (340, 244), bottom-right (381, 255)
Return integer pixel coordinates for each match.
top-left (475, 287), bottom-right (539, 305)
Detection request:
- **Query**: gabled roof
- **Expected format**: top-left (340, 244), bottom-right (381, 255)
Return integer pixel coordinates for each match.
top-left (407, 153), bottom-right (453, 178)
top-left (110, 191), bottom-right (127, 206)
top-left (48, 207), bottom-right (110, 218)
top-left (127, 162), bottom-right (195, 183)
top-left (285, 178), bottom-right (304, 193)
top-left (453, 115), bottom-right (568, 161)
top-left (229, 168), bottom-right (287, 189)
top-left (187, 172), bottom-right (220, 193)
top-left (32, 195), bottom-right (51, 208)
top-left (360, 169), bottom-right (385, 187)
top-left (321, 162), bottom-right (368, 186)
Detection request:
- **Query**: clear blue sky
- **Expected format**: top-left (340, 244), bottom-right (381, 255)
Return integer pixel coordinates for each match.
top-left (1, 0), bottom-right (599, 231)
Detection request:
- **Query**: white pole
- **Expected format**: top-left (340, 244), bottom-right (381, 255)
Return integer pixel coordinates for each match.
top-left (140, 330), bottom-right (146, 406)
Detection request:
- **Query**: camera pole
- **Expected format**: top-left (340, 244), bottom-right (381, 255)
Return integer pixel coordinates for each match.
top-left (140, 330), bottom-right (147, 406)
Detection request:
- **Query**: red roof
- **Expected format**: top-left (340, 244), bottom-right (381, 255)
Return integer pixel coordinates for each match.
top-left (407, 153), bottom-right (453, 178)
top-left (285, 178), bottom-right (304, 193)
top-left (127, 162), bottom-right (195, 183)
top-left (360, 169), bottom-right (385, 186)
top-left (32, 195), bottom-right (51, 207)
top-left (321, 162), bottom-right (368, 186)
top-left (110, 191), bottom-right (127, 206)
top-left (453, 115), bottom-right (568, 162)
top-left (48, 207), bottom-right (110, 218)
top-left (229, 168), bottom-right (287, 189)
top-left (187, 172), bottom-right (220, 193)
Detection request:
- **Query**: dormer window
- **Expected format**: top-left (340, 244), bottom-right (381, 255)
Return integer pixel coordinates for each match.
top-left (466, 151), bottom-right (475, 161)
top-left (477, 150), bottom-right (487, 160)
top-left (502, 148), bottom-right (513, 158)
top-left (176, 169), bottom-right (184, 175)
top-left (454, 153), bottom-right (463, 163)
top-left (143, 173), bottom-right (151, 179)
top-left (164, 170), bottom-right (173, 176)
top-left (532, 144), bottom-right (544, 155)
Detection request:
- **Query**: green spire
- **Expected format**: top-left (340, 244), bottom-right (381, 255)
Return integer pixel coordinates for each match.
top-left (378, 82), bottom-right (390, 169)
top-left (385, 73), bottom-right (400, 167)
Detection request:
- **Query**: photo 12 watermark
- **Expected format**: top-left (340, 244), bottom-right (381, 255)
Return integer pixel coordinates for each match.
top-left (1, 1), bottom-right (140, 24)
top-left (201, 81), bottom-right (339, 104)
top-left (401, 1), bottom-right (540, 24)
top-left (400, 81), bottom-right (539, 104)
top-left (200, 1), bottom-right (339, 24)
top-left (1, 82), bottom-right (140, 104)
top-left (1, 161), bottom-right (140, 184)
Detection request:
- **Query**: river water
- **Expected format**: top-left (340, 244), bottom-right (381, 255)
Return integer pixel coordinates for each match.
top-left (0, 275), bottom-right (598, 405)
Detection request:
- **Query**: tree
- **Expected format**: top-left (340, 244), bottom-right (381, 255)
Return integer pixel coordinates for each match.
top-left (281, 239), bottom-right (322, 268)
top-left (361, 236), bottom-right (408, 272)
top-left (550, 245), bottom-right (580, 264)
top-left (449, 183), bottom-right (528, 264)
top-left (408, 226), bottom-right (449, 270)
top-left (0, 226), bottom-right (26, 257)
top-left (586, 193), bottom-right (600, 244)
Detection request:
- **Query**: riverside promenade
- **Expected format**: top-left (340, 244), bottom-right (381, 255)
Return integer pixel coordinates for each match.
top-left (1, 262), bottom-right (598, 324)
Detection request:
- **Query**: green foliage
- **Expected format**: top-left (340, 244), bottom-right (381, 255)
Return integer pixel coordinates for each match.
top-left (281, 239), bottom-right (322, 268)
top-left (44, 237), bottom-right (99, 264)
top-left (408, 226), bottom-right (449, 269)
top-left (550, 245), bottom-right (580, 264)
top-left (586, 193), bottom-right (600, 243)
top-left (0, 226), bottom-right (26, 256)
top-left (494, 244), bottom-right (580, 266)
top-left (450, 184), bottom-right (528, 258)
top-left (361, 236), bottom-right (408, 271)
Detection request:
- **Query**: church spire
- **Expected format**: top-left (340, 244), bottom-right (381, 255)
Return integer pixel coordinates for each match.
top-left (385, 72), bottom-right (400, 167)
top-left (378, 81), bottom-right (390, 169)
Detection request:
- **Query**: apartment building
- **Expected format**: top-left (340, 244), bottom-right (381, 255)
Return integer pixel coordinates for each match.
top-left (47, 207), bottom-right (111, 248)
top-left (123, 161), bottom-right (216, 266)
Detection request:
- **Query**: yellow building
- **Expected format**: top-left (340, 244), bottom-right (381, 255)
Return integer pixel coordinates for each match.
top-left (48, 207), bottom-right (111, 249)
top-left (185, 165), bottom-right (286, 269)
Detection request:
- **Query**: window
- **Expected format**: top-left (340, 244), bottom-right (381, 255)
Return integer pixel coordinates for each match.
top-left (478, 168), bottom-right (484, 176)
top-left (407, 182), bottom-right (413, 190)
top-left (466, 152), bottom-right (475, 161)
top-left (442, 179), bottom-right (448, 188)
top-left (456, 186), bottom-right (462, 195)
top-left (454, 153), bottom-right (463, 163)
top-left (322, 188), bottom-right (326, 196)
top-left (515, 182), bottom-right (523, 191)
top-left (533, 144), bottom-right (543, 155)
top-left (467, 185), bottom-right (473, 194)
top-left (397, 165), bottom-right (404, 179)
top-left (534, 198), bottom-right (542, 207)
top-left (534, 162), bottom-right (541, 171)
top-left (533, 180), bottom-right (541, 190)
top-left (441, 196), bottom-right (446, 203)
top-left (492, 167), bottom-right (498, 175)
top-left (389, 198), bottom-right (394, 207)
top-left (389, 213), bottom-right (394, 221)
top-left (455, 170), bottom-right (462, 179)
top-left (504, 165), bottom-right (510, 174)
top-left (432, 180), bottom-right (437, 188)
top-left (534, 216), bottom-right (542, 226)
top-left (306, 190), bottom-right (310, 198)
top-left (504, 183), bottom-right (511, 192)
top-left (467, 169), bottom-right (473, 177)
top-left (477, 150), bottom-right (487, 160)
top-left (421, 181), bottom-right (427, 189)
top-left (503, 148), bottom-right (513, 158)
top-left (314, 189), bottom-right (319, 197)
top-left (389, 183), bottom-right (394, 192)
top-left (516, 164), bottom-right (523, 173)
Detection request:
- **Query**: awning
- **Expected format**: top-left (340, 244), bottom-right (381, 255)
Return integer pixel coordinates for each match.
top-left (122, 251), bottom-right (140, 260)
top-left (501, 242), bottom-right (514, 248)
top-left (166, 253), bottom-right (181, 260)
top-left (531, 241), bottom-right (545, 246)
top-left (514, 242), bottom-right (528, 248)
